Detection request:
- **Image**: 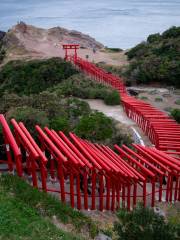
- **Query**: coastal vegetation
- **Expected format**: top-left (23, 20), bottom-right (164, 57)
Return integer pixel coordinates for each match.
top-left (114, 204), bottom-right (180, 240)
top-left (171, 108), bottom-right (180, 123)
top-left (0, 35), bottom-right (6, 63)
top-left (125, 26), bottom-right (180, 87)
top-left (0, 58), bottom-right (131, 146)
top-left (0, 174), bottom-right (98, 239)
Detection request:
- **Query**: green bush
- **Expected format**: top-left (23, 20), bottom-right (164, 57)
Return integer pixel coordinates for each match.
top-left (171, 108), bottom-right (180, 123)
top-left (125, 26), bottom-right (180, 87)
top-left (67, 98), bottom-right (91, 119)
top-left (105, 47), bottom-right (123, 53)
top-left (140, 96), bottom-right (148, 100)
top-left (74, 112), bottom-right (113, 141)
top-left (6, 106), bottom-right (49, 134)
top-left (111, 133), bottom-right (133, 148)
top-left (175, 99), bottom-right (180, 105)
top-left (51, 74), bottom-right (121, 105)
top-left (50, 117), bottom-right (70, 133)
top-left (104, 90), bottom-right (120, 105)
top-left (0, 58), bottom-right (78, 95)
top-left (114, 204), bottom-right (179, 240)
top-left (155, 97), bottom-right (163, 102)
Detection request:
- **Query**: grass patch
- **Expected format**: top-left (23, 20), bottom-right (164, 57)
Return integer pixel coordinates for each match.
top-left (140, 96), bottom-right (148, 100)
top-left (175, 99), bottom-right (180, 105)
top-left (0, 174), bottom-right (98, 239)
top-left (155, 97), bottom-right (163, 102)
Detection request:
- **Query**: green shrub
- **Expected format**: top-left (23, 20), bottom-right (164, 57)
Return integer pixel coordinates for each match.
top-left (105, 47), bottom-right (123, 53)
top-left (112, 133), bottom-right (133, 147)
top-left (125, 26), bottom-right (180, 87)
top-left (0, 58), bottom-right (78, 95)
top-left (171, 108), bottom-right (180, 123)
top-left (155, 97), bottom-right (163, 102)
top-left (104, 90), bottom-right (120, 105)
top-left (67, 98), bottom-right (91, 118)
top-left (140, 96), bottom-right (148, 100)
top-left (50, 117), bottom-right (70, 133)
top-left (51, 74), bottom-right (120, 105)
top-left (6, 106), bottom-right (49, 134)
top-left (74, 112), bottom-right (113, 141)
top-left (175, 99), bottom-right (180, 105)
top-left (114, 204), bottom-right (179, 240)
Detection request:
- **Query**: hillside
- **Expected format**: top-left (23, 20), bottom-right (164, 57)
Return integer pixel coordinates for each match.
top-left (0, 174), bottom-right (99, 239)
top-left (0, 58), bottom-right (132, 147)
top-left (0, 22), bottom-right (128, 66)
top-left (125, 26), bottom-right (180, 88)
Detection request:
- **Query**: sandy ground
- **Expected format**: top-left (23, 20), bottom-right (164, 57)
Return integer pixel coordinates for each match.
top-left (131, 87), bottom-right (180, 112)
top-left (83, 99), bottom-right (152, 146)
top-left (7, 42), bottom-right (128, 66)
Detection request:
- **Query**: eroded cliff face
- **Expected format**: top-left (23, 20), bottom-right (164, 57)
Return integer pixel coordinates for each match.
top-left (1, 22), bottom-right (103, 60)
top-left (1, 22), bottom-right (127, 66)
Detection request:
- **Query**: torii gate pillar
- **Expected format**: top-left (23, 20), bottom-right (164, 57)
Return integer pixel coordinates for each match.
top-left (62, 44), bottom-right (80, 62)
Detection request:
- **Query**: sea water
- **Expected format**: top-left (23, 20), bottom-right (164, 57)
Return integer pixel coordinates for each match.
top-left (0, 0), bottom-right (180, 49)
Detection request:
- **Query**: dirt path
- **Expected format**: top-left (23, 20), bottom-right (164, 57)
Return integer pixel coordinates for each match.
top-left (83, 99), bottom-right (152, 146)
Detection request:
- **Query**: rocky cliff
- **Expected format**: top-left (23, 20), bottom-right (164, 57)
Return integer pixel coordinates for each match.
top-left (1, 22), bottom-right (103, 61)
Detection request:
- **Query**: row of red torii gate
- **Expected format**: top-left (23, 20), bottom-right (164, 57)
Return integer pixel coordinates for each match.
top-left (0, 44), bottom-right (179, 211)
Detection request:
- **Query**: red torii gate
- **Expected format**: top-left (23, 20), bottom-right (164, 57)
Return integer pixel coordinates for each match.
top-left (0, 114), bottom-right (180, 211)
top-left (0, 44), bottom-right (180, 211)
top-left (62, 44), bottom-right (80, 61)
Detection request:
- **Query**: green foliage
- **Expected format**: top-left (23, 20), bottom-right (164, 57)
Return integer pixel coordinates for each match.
top-left (155, 97), bottom-right (163, 102)
top-left (147, 33), bottom-right (161, 43)
top-left (111, 132), bottom-right (133, 148)
top-left (114, 204), bottom-right (179, 240)
top-left (140, 96), bottom-right (148, 100)
top-left (51, 74), bottom-right (120, 105)
top-left (6, 106), bottom-right (49, 134)
top-left (0, 174), bottom-right (98, 239)
top-left (104, 90), bottom-right (120, 105)
top-left (171, 108), bottom-right (180, 123)
top-left (125, 26), bottom-right (180, 87)
top-left (67, 98), bottom-right (91, 119)
top-left (175, 99), bottom-right (180, 105)
top-left (50, 117), bottom-right (70, 133)
top-left (0, 59), bottom-right (131, 147)
top-left (104, 47), bottom-right (123, 53)
top-left (74, 112), bottom-right (113, 141)
top-left (0, 48), bottom-right (6, 63)
top-left (0, 39), bottom-right (6, 63)
top-left (0, 58), bottom-right (78, 95)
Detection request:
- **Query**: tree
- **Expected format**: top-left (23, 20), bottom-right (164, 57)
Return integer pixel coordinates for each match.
top-left (114, 204), bottom-right (179, 240)
top-left (74, 112), bottom-right (113, 141)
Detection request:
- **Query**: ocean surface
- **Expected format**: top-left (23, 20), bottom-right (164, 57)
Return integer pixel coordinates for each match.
top-left (0, 0), bottom-right (180, 49)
